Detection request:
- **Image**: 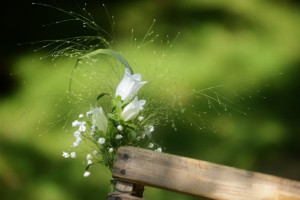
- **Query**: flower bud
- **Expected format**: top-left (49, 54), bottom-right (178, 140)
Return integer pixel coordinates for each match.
top-left (121, 96), bottom-right (146, 121)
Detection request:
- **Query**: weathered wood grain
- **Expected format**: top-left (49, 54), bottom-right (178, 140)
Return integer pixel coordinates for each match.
top-left (107, 180), bottom-right (144, 200)
top-left (113, 146), bottom-right (300, 200)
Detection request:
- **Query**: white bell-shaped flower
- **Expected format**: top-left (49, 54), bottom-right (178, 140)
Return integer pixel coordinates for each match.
top-left (121, 96), bottom-right (146, 121)
top-left (115, 68), bottom-right (147, 100)
top-left (91, 106), bottom-right (108, 134)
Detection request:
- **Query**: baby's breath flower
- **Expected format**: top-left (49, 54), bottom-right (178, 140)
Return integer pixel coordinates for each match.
top-left (115, 68), bottom-right (147, 101)
top-left (155, 147), bottom-right (162, 152)
top-left (79, 122), bottom-right (86, 132)
top-left (73, 142), bottom-right (79, 148)
top-left (70, 152), bottom-right (76, 158)
top-left (86, 154), bottom-right (92, 160)
top-left (72, 120), bottom-right (81, 127)
top-left (73, 137), bottom-right (82, 148)
top-left (87, 160), bottom-right (92, 165)
top-left (83, 171), bottom-right (90, 177)
top-left (93, 150), bottom-right (98, 155)
top-left (79, 114), bottom-right (84, 118)
top-left (117, 125), bottom-right (123, 131)
top-left (115, 134), bottom-right (123, 140)
top-left (148, 143), bottom-right (154, 148)
top-left (98, 137), bottom-right (106, 145)
top-left (121, 96), bottom-right (146, 121)
top-left (138, 116), bottom-right (144, 121)
top-left (62, 151), bottom-right (70, 158)
top-left (148, 125), bottom-right (155, 132)
top-left (74, 130), bottom-right (81, 138)
top-left (108, 148), bottom-right (114, 153)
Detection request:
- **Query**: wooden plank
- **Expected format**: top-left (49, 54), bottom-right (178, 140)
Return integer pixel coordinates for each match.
top-left (113, 146), bottom-right (300, 200)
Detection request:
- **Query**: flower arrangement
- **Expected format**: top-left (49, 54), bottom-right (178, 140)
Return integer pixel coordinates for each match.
top-left (62, 56), bottom-right (162, 176)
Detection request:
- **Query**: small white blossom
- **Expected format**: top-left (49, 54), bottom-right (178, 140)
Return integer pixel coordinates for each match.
top-left (86, 154), bottom-right (92, 160)
top-left (117, 125), bottom-right (123, 131)
top-left (79, 122), bottom-right (86, 132)
top-left (86, 110), bottom-right (93, 117)
top-left (74, 130), bottom-right (81, 138)
top-left (115, 68), bottom-right (147, 101)
top-left (121, 96), bottom-right (146, 121)
top-left (148, 143), bottom-right (154, 148)
top-left (70, 152), bottom-right (76, 158)
top-left (79, 114), bottom-right (84, 118)
top-left (83, 171), bottom-right (90, 177)
top-left (148, 125), bottom-right (154, 132)
top-left (92, 106), bottom-right (108, 134)
top-left (72, 120), bottom-right (81, 127)
top-left (90, 124), bottom-right (96, 135)
top-left (76, 137), bottom-right (82, 144)
top-left (73, 137), bottom-right (82, 148)
top-left (62, 151), bottom-right (70, 158)
top-left (115, 134), bottom-right (123, 140)
top-left (138, 116), bottom-right (144, 121)
top-left (98, 137), bottom-right (106, 145)
top-left (87, 160), bottom-right (93, 165)
top-left (108, 148), bottom-right (114, 153)
top-left (155, 147), bottom-right (162, 152)
top-left (73, 142), bottom-right (79, 148)
top-left (93, 150), bottom-right (99, 155)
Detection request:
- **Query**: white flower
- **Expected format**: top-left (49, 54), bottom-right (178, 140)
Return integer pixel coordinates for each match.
top-left (144, 125), bottom-right (155, 136)
top-left (117, 125), bottom-right (123, 131)
top-left (115, 68), bottom-right (147, 100)
top-left (138, 116), bottom-right (144, 121)
top-left (72, 120), bottom-right (81, 127)
top-left (74, 130), bottom-right (81, 138)
top-left (86, 154), bottom-right (92, 160)
top-left (148, 143), bottom-right (154, 148)
top-left (155, 147), bottom-right (162, 152)
top-left (73, 137), bottom-right (82, 148)
top-left (108, 148), bottom-right (114, 153)
top-left (92, 107), bottom-right (108, 134)
top-left (86, 110), bottom-right (93, 117)
top-left (87, 160), bottom-right (92, 165)
top-left (83, 171), bottom-right (90, 177)
top-left (98, 137), bottom-right (106, 145)
top-left (148, 125), bottom-right (154, 132)
top-left (93, 150), bottom-right (99, 155)
top-left (76, 137), bottom-right (82, 144)
top-left (79, 122), bottom-right (86, 132)
top-left (70, 152), bottom-right (76, 158)
top-left (62, 151), bottom-right (70, 158)
top-left (90, 124), bottom-right (96, 135)
top-left (121, 96), bottom-right (146, 121)
top-left (73, 141), bottom-right (80, 148)
top-left (73, 142), bottom-right (79, 148)
top-left (115, 134), bottom-right (123, 140)
top-left (79, 114), bottom-right (84, 118)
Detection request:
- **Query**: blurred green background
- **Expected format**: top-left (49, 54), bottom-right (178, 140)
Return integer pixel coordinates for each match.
top-left (1, 0), bottom-right (300, 199)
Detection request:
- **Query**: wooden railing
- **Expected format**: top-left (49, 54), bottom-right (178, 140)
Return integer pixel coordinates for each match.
top-left (106, 146), bottom-right (300, 200)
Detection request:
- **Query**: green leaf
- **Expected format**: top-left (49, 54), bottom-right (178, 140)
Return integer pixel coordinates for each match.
top-left (80, 49), bottom-right (134, 74)
top-left (130, 130), bottom-right (137, 140)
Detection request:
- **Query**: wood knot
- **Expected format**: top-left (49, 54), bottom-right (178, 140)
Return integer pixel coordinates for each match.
top-left (123, 154), bottom-right (129, 160)
top-left (120, 169), bottom-right (126, 175)
top-left (115, 197), bottom-right (121, 200)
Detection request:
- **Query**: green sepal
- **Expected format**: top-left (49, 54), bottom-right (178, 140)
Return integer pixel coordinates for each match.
top-left (97, 93), bottom-right (111, 101)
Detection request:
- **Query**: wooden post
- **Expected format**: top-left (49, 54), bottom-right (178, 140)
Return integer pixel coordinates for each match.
top-left (111, 146), bottom-right (300, 200)
top-left (106, 180), bottom-right (144, 200)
